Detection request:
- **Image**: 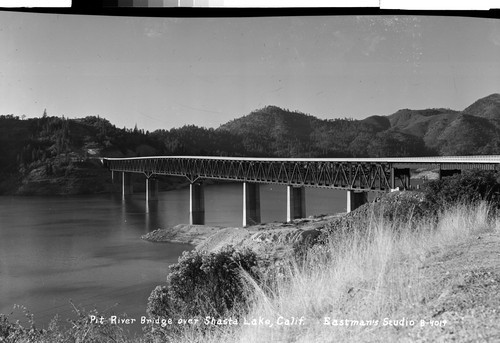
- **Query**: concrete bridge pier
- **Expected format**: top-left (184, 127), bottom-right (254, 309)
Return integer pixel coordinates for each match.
top-left (111, 170), bottom-right (119, 193)
top-left (146, 177), bottom-right (159, 201)
top-left (394, 168), bottom-right (411, 190)
top-left (243, 182), bottom-right (261, 227)
top-left (347, 190), bottom-right (368, 212)
top-left (287, 186), bottom-right (306, 222)
top-left (189, 182), bottom-right (205, 225)
top-left (122, 172), bottom-right (134, 197)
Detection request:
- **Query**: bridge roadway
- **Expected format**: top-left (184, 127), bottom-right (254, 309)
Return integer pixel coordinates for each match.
top-left (102, 155), bottom-right (500, 226)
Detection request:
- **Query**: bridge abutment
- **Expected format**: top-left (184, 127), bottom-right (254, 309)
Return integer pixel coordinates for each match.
top-left (189, 183), bottom-right (205, 225)
top-left (287, 186), bottom-right (306, 222)
top-left (146, 177), bottom-right (159, 201)
top-left (243, 182), bottom-right (260, 227)
top-left (347, 190), bottom-right (368, 212)
top-left (122, 172), bottom-right (134, 197)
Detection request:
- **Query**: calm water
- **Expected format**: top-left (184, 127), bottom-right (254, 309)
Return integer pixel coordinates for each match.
top-left (0, 182), bottom-right (365, 332)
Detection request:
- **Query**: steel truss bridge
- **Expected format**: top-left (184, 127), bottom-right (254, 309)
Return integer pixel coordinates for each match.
top-left (102, 155), bottom-right (500, 191)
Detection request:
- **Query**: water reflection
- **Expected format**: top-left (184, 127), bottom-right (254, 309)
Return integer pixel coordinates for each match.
top-left (145, 200), bottom-right (159, 231)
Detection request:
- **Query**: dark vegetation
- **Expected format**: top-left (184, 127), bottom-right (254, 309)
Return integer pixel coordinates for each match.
top-left (422, 170), bottom-right (500, 213)
top-left (0, 304), bottom-right (130, 343)
top-left (0, 112), bottom-right (166, 195)
top-left (147, 247), bottom-right (259, 321)
top-left (146, 247), bottom-right (259, 340)
top-left (1, 93), bottom-right (500, 194)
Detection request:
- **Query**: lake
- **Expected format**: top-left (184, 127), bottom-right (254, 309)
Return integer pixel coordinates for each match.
top-left (0, 182), bottom-right (371, 332)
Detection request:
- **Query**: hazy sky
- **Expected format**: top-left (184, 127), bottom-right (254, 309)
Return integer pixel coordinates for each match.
top-left (1, 12), bottom-right (499, 131)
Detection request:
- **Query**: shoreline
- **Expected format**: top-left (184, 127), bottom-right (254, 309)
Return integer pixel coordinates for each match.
top-left (141, 224), bottom-right (233, 246)
top-left (141, 213), bottom-right (345, 255)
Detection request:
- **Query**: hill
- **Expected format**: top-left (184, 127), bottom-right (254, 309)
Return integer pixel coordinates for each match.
top-left (386, 94), bottom-right (500, 154)
top-left (462, 93), bottom-right (500, 120)
top-left (218, 105), bottom-right (433, 157)
top-left (386, 108), bottom-right (458, 148)
top-left (219, 106), bottom-right (321, 157)
top-left (0, 114), bottom-right (165, 195)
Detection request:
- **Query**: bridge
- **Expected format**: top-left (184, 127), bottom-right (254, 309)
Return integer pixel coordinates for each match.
top-left (102, 155), bottom-right (500, 226)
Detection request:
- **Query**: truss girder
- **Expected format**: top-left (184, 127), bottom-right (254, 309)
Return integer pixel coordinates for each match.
top-left (103, 157), bottom-right (396, 191)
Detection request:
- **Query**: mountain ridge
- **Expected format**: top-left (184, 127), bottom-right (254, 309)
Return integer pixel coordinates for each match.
top-left (217, 93), bottom-right (500, 157)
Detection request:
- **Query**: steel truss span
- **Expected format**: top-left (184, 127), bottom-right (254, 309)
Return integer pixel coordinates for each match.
top-left (101, 156), bottom-right (500, 192)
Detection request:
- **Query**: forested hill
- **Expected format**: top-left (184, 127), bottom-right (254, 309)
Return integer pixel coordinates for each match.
top-left (218, 93), bottom-right (500, 157)
top-left (218, 106), bottom-right (430, 157)
top-left (1, 93), bottom-right (499, 194)
top-left (0, 114), bottom-right (165, 194)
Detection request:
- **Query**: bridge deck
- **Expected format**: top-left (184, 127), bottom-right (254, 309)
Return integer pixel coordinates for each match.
top-left (102, 155), bottom-right (500, 191)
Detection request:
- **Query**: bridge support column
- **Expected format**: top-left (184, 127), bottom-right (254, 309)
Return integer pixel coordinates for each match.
top-left (287, 186), bottom-right (306, 222)
top-left (243, 182), bottom-right (260, 227)
top-left (122, 172), bottom-right (133, 197)
top-left (146, 177), bottom-right (159, 201)
top-left (394, 168), bottom-right (411, 190)
top-left (347, 190), bottom-right (368, 213)
top-left (111, 171), bottom-right (119, 193)
top-left (189, 183), bottom-right (205, 225)
top-left (390, 167), bottom-right (396, 191)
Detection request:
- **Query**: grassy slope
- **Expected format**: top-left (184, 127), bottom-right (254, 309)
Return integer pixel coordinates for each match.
top-left (194, 203), bottom-right (500, 343)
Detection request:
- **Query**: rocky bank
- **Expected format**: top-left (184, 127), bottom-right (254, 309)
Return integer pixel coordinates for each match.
top-left (142, 190), bottom-right (428, 257)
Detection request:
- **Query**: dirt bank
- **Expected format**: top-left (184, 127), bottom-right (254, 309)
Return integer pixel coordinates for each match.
top-left (141, 215), bottom-right (335, 250)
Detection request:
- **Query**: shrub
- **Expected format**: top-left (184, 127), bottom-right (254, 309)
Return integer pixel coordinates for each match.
top-left (369, 191), bottom-right (430, 225)
top-left (147, 246), bottom-right (260, 320)
top-left (422, 170), bottom-right (500, 213)
top-left (0, 306), bottom-right (46, 342)
top-left (0, 314), bottom-right (14, 340)
top-left (0, 304), bottom-right (129, 343)
top-left (146, 285), bottom-right (172, 319)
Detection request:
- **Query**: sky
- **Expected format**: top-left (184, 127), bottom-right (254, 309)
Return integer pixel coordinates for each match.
top-left (1, 12), bottom-right (500, 131)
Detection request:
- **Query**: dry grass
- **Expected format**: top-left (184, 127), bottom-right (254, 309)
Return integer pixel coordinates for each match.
top-left (188, 202), bottom-right (495, 343)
